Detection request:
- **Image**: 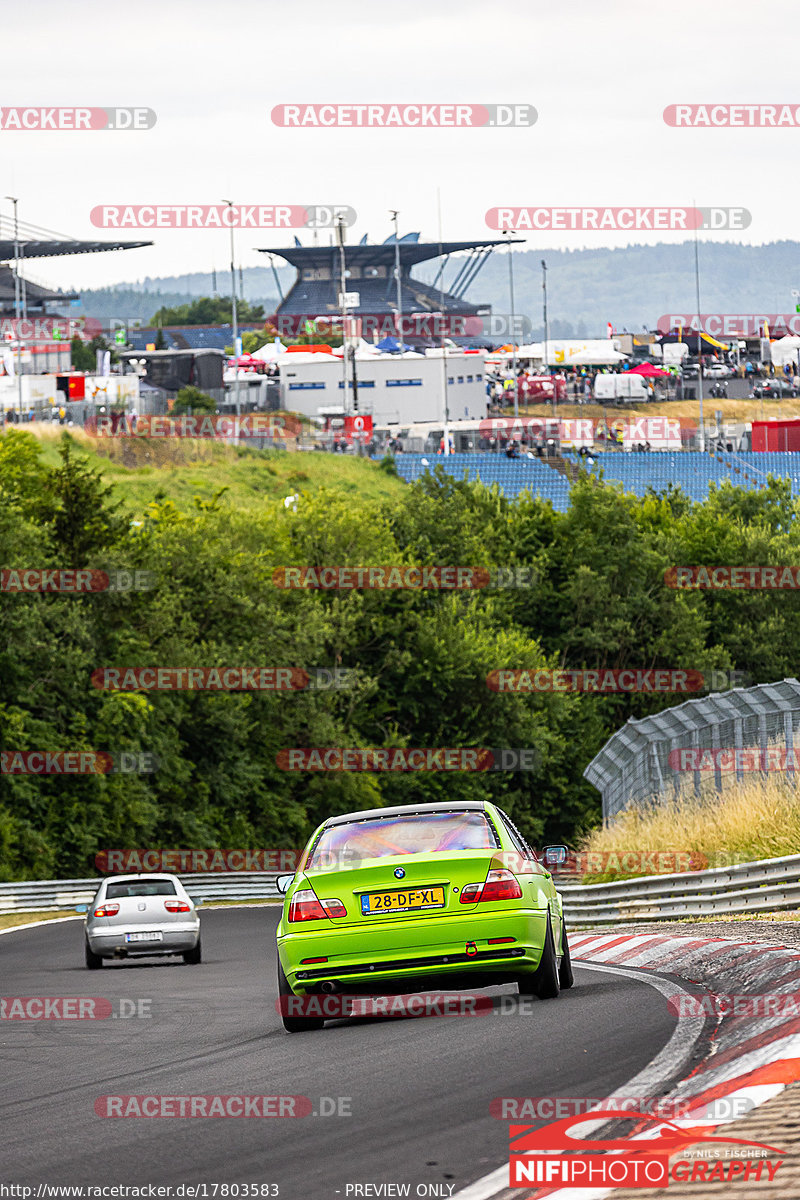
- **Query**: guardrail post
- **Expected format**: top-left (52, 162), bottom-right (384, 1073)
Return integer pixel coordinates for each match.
top-left (785, 710), bottom-right (796, 780)
top-left (734, 718), bottom-right (744, 783)
top-left (759, 713), bottom-right (768, 765)
top-left (691, 729), bottom-right (701, 798)
top-left (711, 723), bottom-right (722, 794)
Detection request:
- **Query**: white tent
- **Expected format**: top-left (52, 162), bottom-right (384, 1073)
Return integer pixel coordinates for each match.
top-left (769, 336), bottom-right (800, 368)
top-left (276, 351), bottom-right (338, 365)
top-left (510, 340), bottom-right (628, 366)
top-left (566, 347), bottom-right (628, 366)
top-left (250, 341), bottom-right (287, 362)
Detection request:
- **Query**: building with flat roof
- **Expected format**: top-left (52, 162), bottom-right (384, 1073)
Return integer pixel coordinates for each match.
top-left (279, 348), bottom-right (487, 425)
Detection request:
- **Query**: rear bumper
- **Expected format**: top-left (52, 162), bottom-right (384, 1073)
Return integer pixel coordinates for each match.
top-left (87, 923), bottom-right (199, 956)
top-left (277, 908), bottom-right (548, 992)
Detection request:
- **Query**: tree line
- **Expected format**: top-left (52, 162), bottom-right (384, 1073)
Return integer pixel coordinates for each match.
top-left (2, 430), bottom-right (800, 879)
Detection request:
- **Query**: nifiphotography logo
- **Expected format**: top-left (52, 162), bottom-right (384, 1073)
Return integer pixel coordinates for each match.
top-left (508, 1109), bottom-right (784, 1188)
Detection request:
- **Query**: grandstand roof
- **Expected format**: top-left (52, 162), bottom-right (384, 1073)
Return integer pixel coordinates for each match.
top-left (0, 265), bottom-right (77, 305)
top-left (0, 237), bottom-right (152, 260)
top-left (256, 237), bottom-right (522, 270)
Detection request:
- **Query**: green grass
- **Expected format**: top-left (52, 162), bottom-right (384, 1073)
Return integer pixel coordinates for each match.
top-left (29, 429), bottom-right (405, 517)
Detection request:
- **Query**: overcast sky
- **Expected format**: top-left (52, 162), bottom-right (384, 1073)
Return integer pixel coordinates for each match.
top-left (4, 0), bottom-right (797, 293)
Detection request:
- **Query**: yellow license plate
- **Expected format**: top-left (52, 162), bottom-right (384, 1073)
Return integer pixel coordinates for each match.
top-left (361, 886), bottom-right (445, 914)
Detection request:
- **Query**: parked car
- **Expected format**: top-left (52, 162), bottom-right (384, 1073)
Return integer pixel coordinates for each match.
top-left (704, 362), bottom-right (733, 378)
top-left (752, 380), bottom-right (798, 399)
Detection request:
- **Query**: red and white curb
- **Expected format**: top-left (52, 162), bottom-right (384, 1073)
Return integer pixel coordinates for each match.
top-left (455, 931), bottom-right (800, 1200)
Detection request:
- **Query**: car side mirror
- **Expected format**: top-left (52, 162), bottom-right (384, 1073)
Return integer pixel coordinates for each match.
top-left (276, 873), bottom-right (295, 894)
top-left (540, 845), bottom-right (568, 868)
top-left (75, 904), bottom-right (88, 914)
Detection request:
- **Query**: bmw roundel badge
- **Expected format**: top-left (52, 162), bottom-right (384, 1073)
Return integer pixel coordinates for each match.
top-left (394, 867), bottom-right (405, 879)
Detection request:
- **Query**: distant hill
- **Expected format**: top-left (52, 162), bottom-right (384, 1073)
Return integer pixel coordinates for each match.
top-left (69, 242), bottom-right (800, 337)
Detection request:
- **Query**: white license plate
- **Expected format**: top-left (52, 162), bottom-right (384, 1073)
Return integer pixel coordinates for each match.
top-left (126, 931), bottom-right (163, 943)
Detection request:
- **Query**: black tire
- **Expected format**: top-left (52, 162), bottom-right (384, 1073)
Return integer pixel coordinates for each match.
top-left (85, 941), bottom-right (103, 970)
top-left (183, 938), bottom-right (202, 965)
top-left (559, 920), bottom-right (574, 990)
top-left (517, 916), bottom-right (560, 1000)
top-left (278, 959), bottom-right (324, 1033)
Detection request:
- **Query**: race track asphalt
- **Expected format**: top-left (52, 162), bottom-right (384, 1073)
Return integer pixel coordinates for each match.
top-left (1, 908), bottom-right (679, 1198)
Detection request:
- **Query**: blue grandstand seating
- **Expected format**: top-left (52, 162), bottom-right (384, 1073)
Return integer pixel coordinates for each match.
top-left (574, 450), bottom-right (800, 503)
top-left (391, 453), bottom-right (572, 512)
top-left (390, 450), bottom-right (800, 510)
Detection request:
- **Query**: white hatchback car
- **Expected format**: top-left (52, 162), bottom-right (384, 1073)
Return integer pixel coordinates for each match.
top-left (83, 874), bottom-right (201, 968)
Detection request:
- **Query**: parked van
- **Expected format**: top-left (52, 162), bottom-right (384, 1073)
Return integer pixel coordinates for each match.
top-left (593, 374), bottom-right (653, 402)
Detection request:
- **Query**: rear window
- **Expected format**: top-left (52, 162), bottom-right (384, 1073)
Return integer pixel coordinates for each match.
top-left (106, 880), bottom-right (177, 898)
top-left (307, 811), bottom-right (496, 869)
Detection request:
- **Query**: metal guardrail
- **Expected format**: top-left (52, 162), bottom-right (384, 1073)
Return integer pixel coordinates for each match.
top-left (2, 855), bottom-right (798, 924)
top-left (0, 872), bottom-right (282, 915)
top-left (558, 852), bottom-right (800, 924)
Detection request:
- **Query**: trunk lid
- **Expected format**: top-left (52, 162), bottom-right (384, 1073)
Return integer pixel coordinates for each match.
top-left (303, 850), bottom-right (502, 926)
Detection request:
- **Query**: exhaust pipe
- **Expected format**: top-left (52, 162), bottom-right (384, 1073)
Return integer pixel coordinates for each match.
top-left (320, 981), bottom-right (338, 994)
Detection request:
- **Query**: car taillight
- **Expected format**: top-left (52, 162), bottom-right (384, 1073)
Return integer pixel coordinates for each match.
top-left (288, 889), bottom-right (347, 922)
top-left (164, 900), bottom-right (192, 913)
top-left (93, 903), bottom-right (120, 917)
top-left (459, 869), bottom-right (523, 904)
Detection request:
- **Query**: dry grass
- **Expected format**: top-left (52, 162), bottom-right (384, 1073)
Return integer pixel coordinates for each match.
top-left (516, 398), bottom-right (800, 423)
top-left (0, 911), bottom-right (78, 931)
top-left (578, 774), bottom-right (800, 881)
top-left (27, 422), bottom-right (95, 444)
